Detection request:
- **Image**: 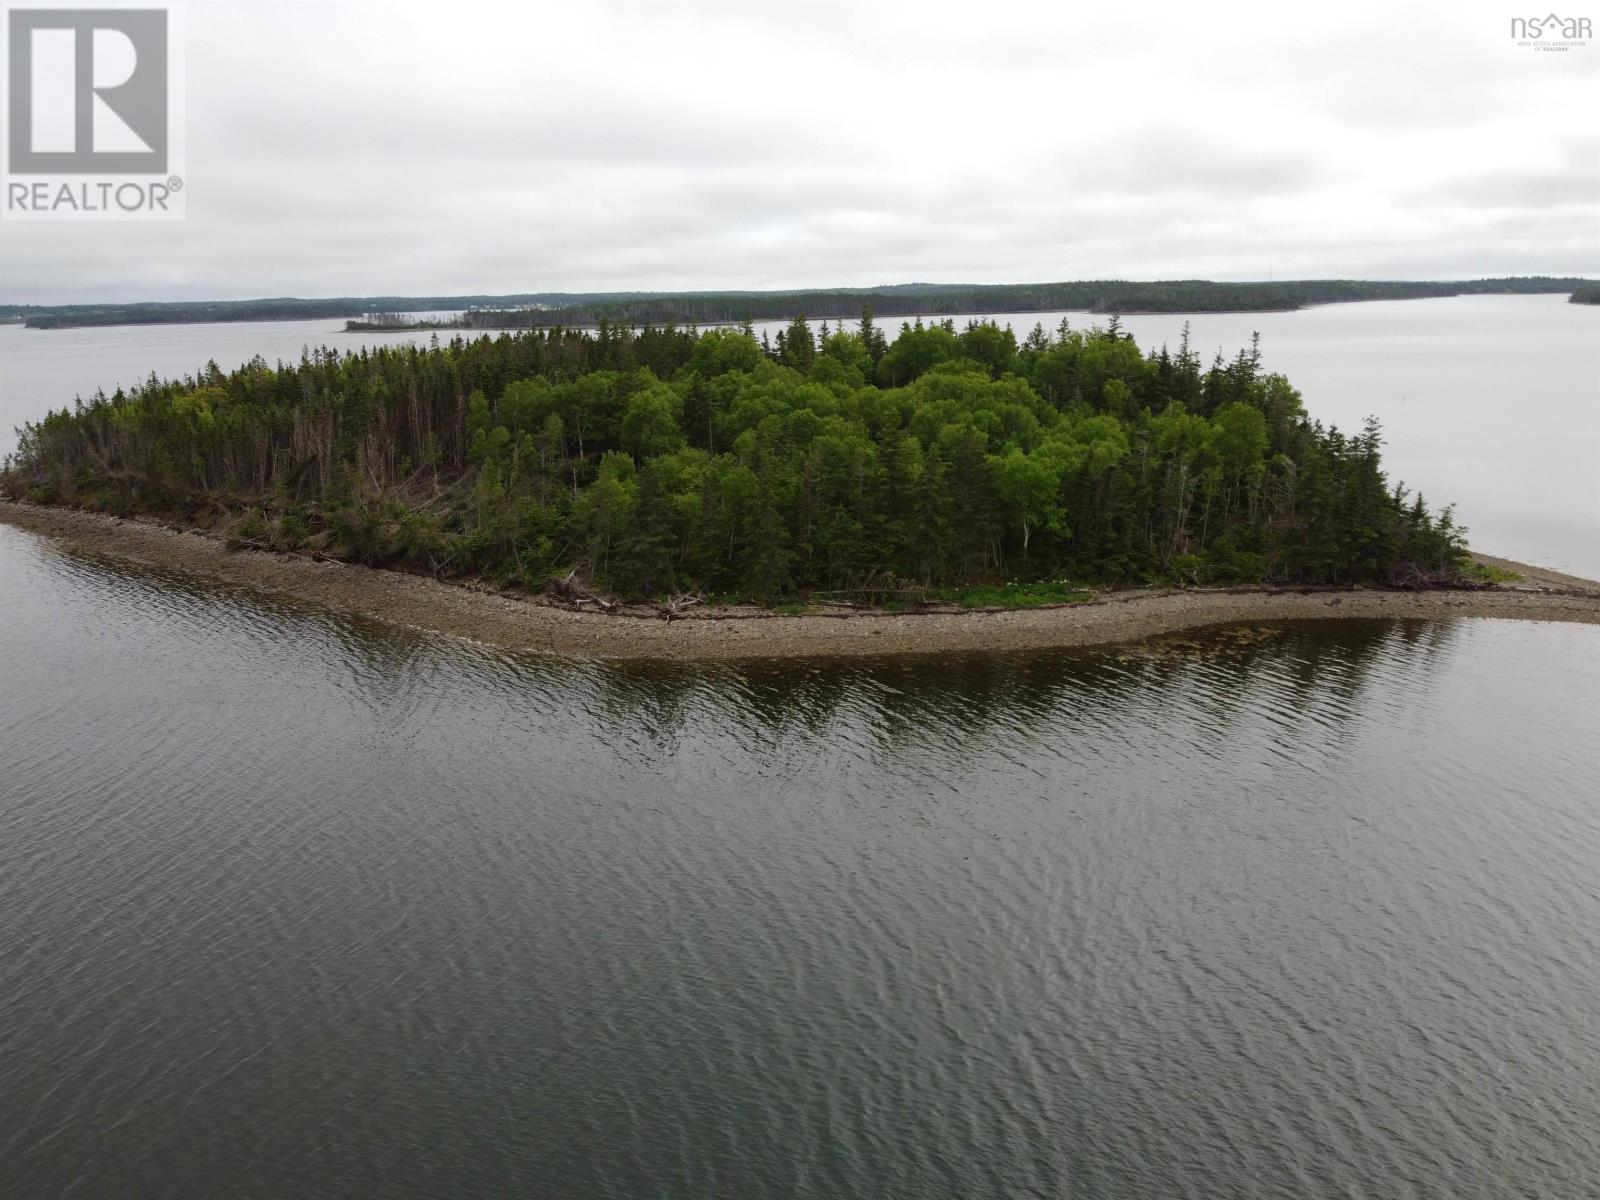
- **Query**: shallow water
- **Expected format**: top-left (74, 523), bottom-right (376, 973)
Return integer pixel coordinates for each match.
top-left (4, 293), bottom-right (1597, 577)
top-left (3, 523), bottom-right (1598, 1197)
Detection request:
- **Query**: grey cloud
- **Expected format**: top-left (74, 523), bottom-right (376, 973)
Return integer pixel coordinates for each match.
top-left (1, 0), bottom-right (1595, 305)
top-left (1073, 129), bottom-right (1327, 199)
top-left (1419, 169), bottom-right (1600, 208)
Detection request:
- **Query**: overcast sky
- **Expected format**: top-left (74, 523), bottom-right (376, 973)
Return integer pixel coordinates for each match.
top-left (1, 0), bottom-right (1595, 303)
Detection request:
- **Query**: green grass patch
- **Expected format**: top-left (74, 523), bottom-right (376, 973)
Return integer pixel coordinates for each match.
top-left (1464, 559), bottom-right (1522, 584)
top-left (935, 580), bottom-right (1096, 609)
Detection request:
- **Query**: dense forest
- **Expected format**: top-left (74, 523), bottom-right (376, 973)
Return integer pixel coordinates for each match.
top-left (7, 276), bottom-right (1592, 329)
top-left (1570, 286), bottom-right (1600, 305)
top-left (4, 313), bottom-right (1469, 602)
top-left (397, 277), bottom-right (1592, 330)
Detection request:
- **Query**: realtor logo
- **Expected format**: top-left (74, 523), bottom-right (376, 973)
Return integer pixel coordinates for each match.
top-left (9, 7), bottom-right (167, 170)
top-left (2, 2), bottom-right (185, 220)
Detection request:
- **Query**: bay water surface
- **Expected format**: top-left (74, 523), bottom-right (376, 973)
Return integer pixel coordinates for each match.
top-left (2, 295), bottom-right (1599, 1196)
top-left (2, 527), bottom-right (1600, 1196)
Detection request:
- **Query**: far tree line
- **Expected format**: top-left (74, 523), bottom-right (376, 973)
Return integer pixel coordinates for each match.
top-left (6, 276), bottom-right (1593, 328)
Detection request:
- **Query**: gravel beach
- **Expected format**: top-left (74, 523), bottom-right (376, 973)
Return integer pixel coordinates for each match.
top-left (5, 501), bottom-right (1597, 660)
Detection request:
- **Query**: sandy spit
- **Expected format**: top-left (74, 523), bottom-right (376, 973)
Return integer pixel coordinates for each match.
top-left (4, 500), bottom-right (1598, 660)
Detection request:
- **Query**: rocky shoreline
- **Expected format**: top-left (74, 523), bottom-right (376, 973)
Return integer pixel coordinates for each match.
top-left (4, 500), bottom-right (1598, 660)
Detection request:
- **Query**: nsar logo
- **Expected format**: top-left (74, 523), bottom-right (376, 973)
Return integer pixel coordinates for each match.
top-left (1510, 12), bottom-right (1592, 50)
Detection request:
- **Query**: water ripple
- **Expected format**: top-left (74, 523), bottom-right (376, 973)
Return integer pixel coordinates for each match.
top-left (3, 528), bottom-right (1600, 1196)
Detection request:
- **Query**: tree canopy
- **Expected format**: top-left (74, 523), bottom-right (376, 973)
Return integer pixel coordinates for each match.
top-left (4, 313), bottom-right (1468, 601)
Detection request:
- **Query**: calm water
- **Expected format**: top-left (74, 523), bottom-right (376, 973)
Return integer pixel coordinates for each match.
top-left (2, 523), bottom-right (1599, 1197)
top-left (3, 296), bottom-right (1600, 1196)
top-left (3, 293), bottom-right (1597, 576)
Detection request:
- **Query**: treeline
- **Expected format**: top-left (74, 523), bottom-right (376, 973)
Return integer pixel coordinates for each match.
top-left (11, 292), bottom-right (643, 329)
top-left (1570, 287), bottom-right (1600, 305)
top-left (475, 277), bottom-right (1592, 328)
top-left (12, 277), bottom-right (1594, 329)
top-left (4, 313), bottom-right (1468, 600)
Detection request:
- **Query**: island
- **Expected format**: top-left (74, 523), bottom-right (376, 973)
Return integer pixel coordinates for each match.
top-left (4, 313), bottom-right (1598, 657)
top-left (3, 276), bottom-right (1596, 329)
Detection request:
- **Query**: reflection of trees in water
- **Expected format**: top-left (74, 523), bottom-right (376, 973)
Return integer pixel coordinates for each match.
top-left (1102, 618), bottom-right (1463, 765)
top-left (34, 541), bottom-right (1468, 757)
top-left (51, 543), bottom-right (405, 659)
top-left (563, 619), bottom-right (1464, 756)
top-left (49, 547), bottom-right (471, 742)
top-left (52, 545), bottom-right (312, 626)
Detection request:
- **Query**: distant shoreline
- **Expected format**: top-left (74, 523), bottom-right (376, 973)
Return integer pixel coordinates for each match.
top-left (4, 502), bottom-right (1596, 660)
top-left (7, 277), bottom-right (1592, 330)
top-left (341, 305), bottom-right (1306, 333)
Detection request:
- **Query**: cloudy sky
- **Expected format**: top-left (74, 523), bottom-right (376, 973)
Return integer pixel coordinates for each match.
top-left (0, 0), bottom-right (1595, 303)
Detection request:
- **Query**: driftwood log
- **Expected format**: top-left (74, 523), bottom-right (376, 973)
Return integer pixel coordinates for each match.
top-left (546, 570), bottom-right (616, 612)
top-left (658, 593), bottom-right (704, 621)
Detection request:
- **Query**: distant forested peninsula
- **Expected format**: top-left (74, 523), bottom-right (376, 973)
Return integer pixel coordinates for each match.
top-left (1569, 286), bottom-right (1600, 305)
top-left (2, 293), bottom-right (639, 329)
top-left (5, 313), bottom-right (1470, 603)
top-left (3, 276), bottom-right (1593, 329)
